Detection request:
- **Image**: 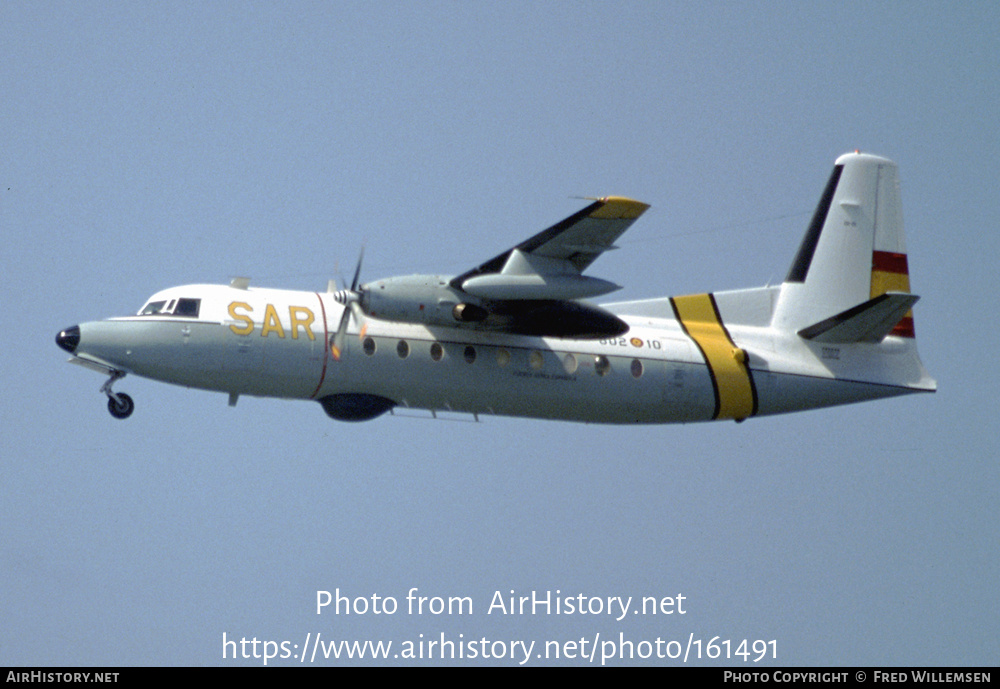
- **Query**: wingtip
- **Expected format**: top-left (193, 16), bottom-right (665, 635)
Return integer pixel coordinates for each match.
top-left (590, 196), bottom-right (650, 219)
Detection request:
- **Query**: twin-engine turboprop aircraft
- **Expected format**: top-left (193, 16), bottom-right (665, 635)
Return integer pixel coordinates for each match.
top-left (56, 152), bottom-right (935, 423)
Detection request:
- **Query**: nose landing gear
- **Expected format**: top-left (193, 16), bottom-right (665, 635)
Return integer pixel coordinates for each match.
top-left (107, 392), bottom-right (135, 419)
top-left (100, 370), bottom-right (134, 419)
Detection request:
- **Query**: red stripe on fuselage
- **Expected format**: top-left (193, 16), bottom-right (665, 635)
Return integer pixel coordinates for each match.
top-left (309, 292), bottom-right (330, 399)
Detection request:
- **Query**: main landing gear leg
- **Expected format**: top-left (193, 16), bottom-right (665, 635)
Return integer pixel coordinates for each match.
top-left (100, 370), bottom-right (134, 419)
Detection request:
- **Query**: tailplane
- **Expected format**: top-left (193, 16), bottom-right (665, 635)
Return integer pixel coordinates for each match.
top-left (797, 292), bottom-right (919, 343)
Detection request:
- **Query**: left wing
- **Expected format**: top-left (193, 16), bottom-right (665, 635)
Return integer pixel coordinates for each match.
top-left (450, 196), bottom-right (649, 301)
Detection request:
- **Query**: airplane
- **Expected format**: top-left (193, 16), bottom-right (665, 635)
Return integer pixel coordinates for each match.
top-left (56, 152), bottom-right (935, 424)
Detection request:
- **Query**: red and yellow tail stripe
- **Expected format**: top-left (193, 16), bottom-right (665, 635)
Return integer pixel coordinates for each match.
top-left (871, 251), bottom-right (914, 337)
top-left (671, 293), bottom-right (758, 421)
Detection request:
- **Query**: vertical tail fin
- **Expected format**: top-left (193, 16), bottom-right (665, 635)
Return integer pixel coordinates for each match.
top-left (773, 152), bottom-right (917, 338)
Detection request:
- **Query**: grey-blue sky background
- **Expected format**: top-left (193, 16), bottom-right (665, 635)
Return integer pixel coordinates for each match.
top-left (2, 2), bottom-right (996, 666)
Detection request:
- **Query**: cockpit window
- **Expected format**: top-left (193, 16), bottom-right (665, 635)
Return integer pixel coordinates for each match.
top-left (139, 300), bottom-right (168, 315)
top-left (137, 298), bottom-right (201, 318)
top-left (174, 298), bottom-right (200, 317)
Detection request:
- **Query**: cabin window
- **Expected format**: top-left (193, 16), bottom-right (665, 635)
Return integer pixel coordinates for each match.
top-left (463, 345), bottom-right (477, 364)
top-left (430, 342), bottom-right (443, 361)
top-left (363, 336), bottom-right (376, 356)
top-left (594, 355), bottom-right (611, 376)
top-left (396, 340), bottom-right (409, 358)
top-left (563, 353), bottom-right (578, 374)
top-left (529, 350), bottom-right (544, 370)
top-left (496, 348), bottom-right (511, 367)
top-left (631, 358), bottom-right (644, 378)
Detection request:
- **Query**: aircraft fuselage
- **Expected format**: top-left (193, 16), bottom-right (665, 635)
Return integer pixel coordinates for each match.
top-left (55, 154), bottom-right (936, 423)
top-left (58, 281), bottom-right (932, 424)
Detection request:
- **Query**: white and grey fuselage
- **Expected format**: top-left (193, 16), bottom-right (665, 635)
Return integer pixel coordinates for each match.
top-left (56, 153), bottom-right (935, 423)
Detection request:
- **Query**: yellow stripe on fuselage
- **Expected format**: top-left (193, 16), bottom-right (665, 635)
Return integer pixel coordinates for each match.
top-left (671, 293), bottom-right (756, 421)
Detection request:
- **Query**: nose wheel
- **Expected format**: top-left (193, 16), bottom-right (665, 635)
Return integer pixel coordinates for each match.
top-left (100, 370), bottom-right (134, 419)
top-left (107, 392), bottom-right (135, 419)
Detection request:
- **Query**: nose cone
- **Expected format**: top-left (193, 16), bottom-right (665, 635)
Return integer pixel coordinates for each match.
top-left (56, 325), bottom-right (80, 354)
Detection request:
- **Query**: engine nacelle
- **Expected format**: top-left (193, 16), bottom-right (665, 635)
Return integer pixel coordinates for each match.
top-left (358, 274), bottom-right (628, 338)
top-left (362, 275), bottom-right (478, 327)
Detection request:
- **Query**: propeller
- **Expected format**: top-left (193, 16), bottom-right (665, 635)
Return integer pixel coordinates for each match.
top-left (331, 248), bottom-right (367, 360)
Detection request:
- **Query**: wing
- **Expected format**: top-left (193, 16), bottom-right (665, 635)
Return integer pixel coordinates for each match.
top-left (450, 196), bottom-right (650, 301)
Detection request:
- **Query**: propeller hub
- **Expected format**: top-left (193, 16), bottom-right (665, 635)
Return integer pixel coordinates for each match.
top-left (333, 289), bottom-right (359, 306)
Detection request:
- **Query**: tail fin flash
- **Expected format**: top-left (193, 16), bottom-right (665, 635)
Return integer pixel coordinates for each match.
top-left (871, 249), bottom-right (915, 338)
top-left (774, 152), bottom-right (917, 339)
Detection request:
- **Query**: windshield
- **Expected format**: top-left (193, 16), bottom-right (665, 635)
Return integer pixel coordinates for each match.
top-left (137, 298), bottom-right (201, 318)
top-left (139, 300), bottom-right (169, 315)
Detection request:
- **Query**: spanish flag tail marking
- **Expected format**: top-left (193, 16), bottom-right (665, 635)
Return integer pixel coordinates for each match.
top-left (870, 250), bottom-right (914, 338)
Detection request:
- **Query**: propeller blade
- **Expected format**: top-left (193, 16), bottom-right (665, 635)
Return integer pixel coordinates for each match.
top-left (331, 246), bottom-right (368, 360)
top-left (330, 299), bottom-right (366, 361)
top-left (330, 304), bottom-right (352, 361)
top-left (350, 246), bottom-right (365, 292)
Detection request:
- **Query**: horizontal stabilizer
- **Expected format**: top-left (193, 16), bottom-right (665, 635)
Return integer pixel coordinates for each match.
top-left (797, 292), bottom-right (920, 343)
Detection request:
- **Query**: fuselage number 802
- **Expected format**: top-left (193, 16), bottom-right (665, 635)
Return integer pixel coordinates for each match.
top-left (600, 336), bottom-right (662, 350)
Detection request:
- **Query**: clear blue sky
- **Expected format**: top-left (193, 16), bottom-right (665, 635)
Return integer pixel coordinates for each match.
top-left (3, 2), bottom-right (997, 666)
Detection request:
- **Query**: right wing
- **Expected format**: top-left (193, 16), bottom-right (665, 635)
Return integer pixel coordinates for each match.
top-left (450, 196), bottom-right (650, 301)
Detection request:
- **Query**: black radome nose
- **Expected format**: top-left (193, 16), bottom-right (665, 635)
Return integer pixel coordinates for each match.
top-left (56, 325), bottom-right (80, 354)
